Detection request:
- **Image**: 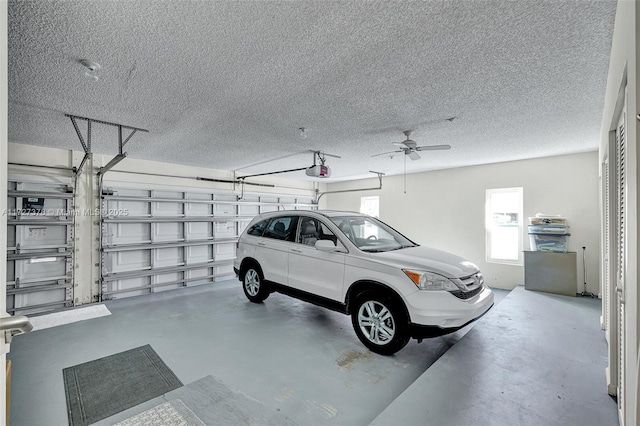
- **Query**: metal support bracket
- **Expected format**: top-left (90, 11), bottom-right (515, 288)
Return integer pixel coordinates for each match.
top-left (65, 114), bottom-right (148, 175)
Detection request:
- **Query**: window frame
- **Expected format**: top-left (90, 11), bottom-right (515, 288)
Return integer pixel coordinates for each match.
top-left (485, 187), bottom-right (524, 265)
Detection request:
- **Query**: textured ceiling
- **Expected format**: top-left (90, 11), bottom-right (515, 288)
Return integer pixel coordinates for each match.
top-left (8, 0), bottom-right (617, 181)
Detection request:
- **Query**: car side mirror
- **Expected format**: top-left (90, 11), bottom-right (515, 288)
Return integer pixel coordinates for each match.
top-left (315, 240), bottom-right (346, 253)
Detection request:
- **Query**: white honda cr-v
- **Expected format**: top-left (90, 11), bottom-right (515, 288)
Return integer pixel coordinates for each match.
top-left (234, 210), bottom-right (493, 355)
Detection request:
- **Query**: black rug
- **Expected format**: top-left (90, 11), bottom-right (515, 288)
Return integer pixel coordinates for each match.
top-left (63, 344), bottom-right (183, 426)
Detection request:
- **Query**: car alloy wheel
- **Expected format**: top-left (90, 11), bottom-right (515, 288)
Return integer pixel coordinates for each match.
top-left (357, 300), bottom-right (396, 345)
top-left (245, 269), bottom-right (260, 296)
top-left (351, 291), bottom-right (409, 355)
top-left (242, 265), bottom-right (269, 303)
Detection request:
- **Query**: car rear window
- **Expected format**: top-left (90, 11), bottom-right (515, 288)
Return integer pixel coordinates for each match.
top-left (263, 216), bottom-right (298, 241)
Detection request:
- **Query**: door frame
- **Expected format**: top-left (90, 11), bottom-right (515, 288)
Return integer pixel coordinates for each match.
top-left (1, 1), bottom-right (10, 423)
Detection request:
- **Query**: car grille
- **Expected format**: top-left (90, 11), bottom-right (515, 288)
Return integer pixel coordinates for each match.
top-left (449, 272), bottom-right (484, 300)
top-left (450, 286), bottom-right (483, 300)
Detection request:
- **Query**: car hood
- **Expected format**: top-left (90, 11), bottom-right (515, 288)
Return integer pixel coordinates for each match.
top-left (370, 246), bottom-right (479, 278)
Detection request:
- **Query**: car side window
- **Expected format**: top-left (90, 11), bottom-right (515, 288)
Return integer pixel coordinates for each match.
top-left (318, 221), bottom-right (338, 245)
top-left (298, 217), bottom-right (320, 245)
top-left (247, 219), bottom-right (268, 236)
top-left (296, 217), bottom-right (339, 246)
top-left (264, 216), bottom-right (298, 242)
top-left (334, 218), bottom-right (355, 243)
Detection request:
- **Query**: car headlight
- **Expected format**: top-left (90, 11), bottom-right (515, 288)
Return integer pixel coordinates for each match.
top-left (403, 270), bottom-right (460, 291)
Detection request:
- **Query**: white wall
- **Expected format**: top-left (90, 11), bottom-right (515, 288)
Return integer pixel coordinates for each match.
top-left (325, 152), bottom-right (600, 292)
top-left (599, 0), bottom-right (638, 424)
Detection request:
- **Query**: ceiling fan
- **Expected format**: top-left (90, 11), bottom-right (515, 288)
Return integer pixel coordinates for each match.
top-left (371, 130), bottom-right (451, 160)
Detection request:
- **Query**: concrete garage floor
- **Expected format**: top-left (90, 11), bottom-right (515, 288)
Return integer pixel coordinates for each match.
top-left (5, 282), bottom-right (570, 426)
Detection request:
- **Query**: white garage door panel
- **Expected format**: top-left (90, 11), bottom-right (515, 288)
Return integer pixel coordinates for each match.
top-left (186, 202), bottom-right (210, 216)
top-left (154, 190), bottom-right (182, 199)
top-left (154, 222), bottom-right (184, 241)
top-left (113, 188), bottom-right (149, 197)
top-left (238, 220), bottom-right (251, 235)
top-left (238, 196), bottom-right (259, 216)
top-left (214, 222), bottom-right (236, 238)
top-left (112, 277), bottom-right (150, 297)
top-left (114, 200), bottom-right (149, 216)
top-left (15, 288), bottom-right (67, 310)
top-left (153, 201), bottom-right (181, 216)
top-left (109, 223), bottom-right (150, 245)
top-left (16, 259), bottom-right (67, 280)
top-left (260, 196), bottom-right (279, 213)
top-left (214, 205), bottom-right (236, 217)
top-left (16, 225), bottom-right (67, 248)
top-left (215, 243), bottom-right (235, 261)
top-left (154, 247), bottom-right (184, 267)
top-left (185, 268), bottom-right (212, 285)
top-left (216, 264), bottom-right (234, 277)
top-left (155, 272), bottom-right (182, 284)
top-left (186, 222), bottom-right (211, 239)
top-left (186, 245), bottom-right (212, 263)
top-left (114, 250), bottom-right (151, 272)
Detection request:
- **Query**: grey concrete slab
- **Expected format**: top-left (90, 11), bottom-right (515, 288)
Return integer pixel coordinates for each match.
top-left (97, 376), bottom-right (297, 425)
top-left (8, 282), bottom-right (507, 426)
top-left (371, 286), bottom-right (618, 426)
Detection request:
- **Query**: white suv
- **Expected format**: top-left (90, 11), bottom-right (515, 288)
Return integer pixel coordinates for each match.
top-left (234, 210), bottom-right (493, 355)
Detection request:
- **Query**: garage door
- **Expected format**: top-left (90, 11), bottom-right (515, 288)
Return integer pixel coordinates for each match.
top-left (6, 174), bottom-right (75, 315)
top-left (100, 182), bottom-right (316, 300)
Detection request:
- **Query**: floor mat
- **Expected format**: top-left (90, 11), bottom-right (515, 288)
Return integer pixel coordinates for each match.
top-left (115, 399), bottom-right (205, 426)
top-left (63, 344), bottom-right (183, 426)
top-left (95, 375), bottom-right (298, 425)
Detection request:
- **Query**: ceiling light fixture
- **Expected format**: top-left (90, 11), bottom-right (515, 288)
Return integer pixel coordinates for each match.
top-left (299, 127), bottom-right (307, 140)
top-left (80, 59), bottom-right (101, 81)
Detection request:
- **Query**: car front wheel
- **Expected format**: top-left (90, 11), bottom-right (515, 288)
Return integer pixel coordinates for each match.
top-left (242, 265), bottom-right (270, 303)
top-left (351, 292), bottom-right (410, 355)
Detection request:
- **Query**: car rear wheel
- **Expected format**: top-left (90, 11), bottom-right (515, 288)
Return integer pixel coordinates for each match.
top-left (242, 265), bottom-right (270, 303)
top-left (351, 292), bottom-right (410, 355)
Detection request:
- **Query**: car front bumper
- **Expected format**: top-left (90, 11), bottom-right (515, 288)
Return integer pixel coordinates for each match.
top-left (405, 285), bottom-right (494, 335)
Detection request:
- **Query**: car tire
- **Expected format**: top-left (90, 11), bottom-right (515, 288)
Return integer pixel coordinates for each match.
top-left (351, 291), bottom-right (410, 355)
top-left (242, 264), bottom-right (270, 303)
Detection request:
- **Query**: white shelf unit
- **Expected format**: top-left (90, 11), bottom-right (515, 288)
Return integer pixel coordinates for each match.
top-left (100, 185), bottom-right (316, 300)
top-left (6, 178), bottom-right (75, 315)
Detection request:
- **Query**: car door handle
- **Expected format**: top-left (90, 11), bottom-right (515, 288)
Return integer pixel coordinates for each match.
top-left (291, 248), bottom-right (302, 253)
top-left (257, 242), bottom-right (266, 246)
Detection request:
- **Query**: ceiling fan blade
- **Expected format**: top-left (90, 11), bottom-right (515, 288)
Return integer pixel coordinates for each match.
top-left (414, 144), bottom-right (451, 151)
top-left (371, 150), bottom-right (401, 158)
top-left (407, 151), bottom-right (421, 161)
top-left (392, 141), bottom-right (408, 148)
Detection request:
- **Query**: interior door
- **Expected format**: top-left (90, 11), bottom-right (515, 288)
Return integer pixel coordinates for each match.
top-left (614, 103), bottom-right (626, 421)
top-left (602, 156), bottom-right (610, 335)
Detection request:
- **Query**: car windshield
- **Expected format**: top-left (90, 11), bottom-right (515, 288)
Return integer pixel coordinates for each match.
top-left (329, 216), bottom-right (417, 252)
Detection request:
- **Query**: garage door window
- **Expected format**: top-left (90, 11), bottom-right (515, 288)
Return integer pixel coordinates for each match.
top-left (486, 188), bottom-right (523, 265)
